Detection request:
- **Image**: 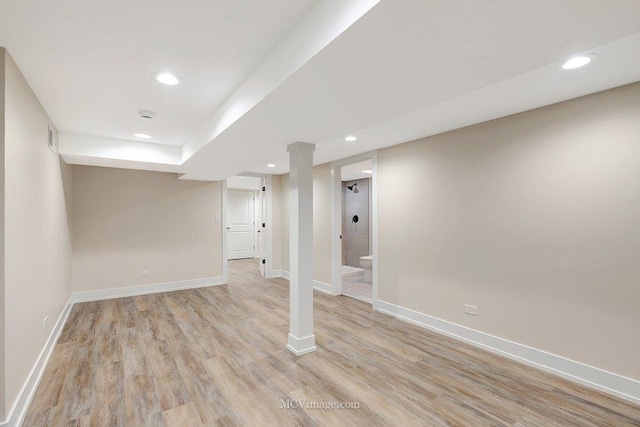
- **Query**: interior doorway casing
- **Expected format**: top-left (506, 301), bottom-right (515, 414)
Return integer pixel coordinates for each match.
top-left (331, 151), bottom-right (378, 308)
top-left (222, 173), bottom-right (275, 283)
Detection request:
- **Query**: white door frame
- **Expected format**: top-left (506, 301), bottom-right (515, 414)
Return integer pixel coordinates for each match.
top-left (254, 189), bottom-right (263, 259)
top-left (330, 151), bottom-right (379, 308)
top-left (222, 180), bottom-right (228, 284)
top-left (222, 173), bottom-right (275, 280)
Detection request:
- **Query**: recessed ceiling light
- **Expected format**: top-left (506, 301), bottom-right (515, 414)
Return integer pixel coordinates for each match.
top-left (267, 163), bottom-right (276, 168)
top-left (361, 169), bottom-right (373, 174)
top-left (562, 54), bottom-right (597, 70)
top-left (154, 72), bottom-right (180, 85)
top-left (134, 133), bottom-right (152, 139)
top-left (345, 136), bottom-right (357, 142)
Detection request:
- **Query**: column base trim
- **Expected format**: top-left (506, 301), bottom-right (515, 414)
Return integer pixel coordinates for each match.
top-left (287, 333), bottom-right (317, 356)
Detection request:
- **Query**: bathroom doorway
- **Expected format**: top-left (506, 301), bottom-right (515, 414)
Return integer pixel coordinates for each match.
top-left (331, 153), bottom-right (378, 306)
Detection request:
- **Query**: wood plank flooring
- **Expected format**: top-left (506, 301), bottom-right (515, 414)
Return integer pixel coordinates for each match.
top-left (25, 259), bottom-right (640, 426)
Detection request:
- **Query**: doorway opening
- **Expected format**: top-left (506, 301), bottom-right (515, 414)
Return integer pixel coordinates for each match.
top-left (331, 153), bottom-right (377, 306)
top-left (223, 174), bottom-right (274, 281)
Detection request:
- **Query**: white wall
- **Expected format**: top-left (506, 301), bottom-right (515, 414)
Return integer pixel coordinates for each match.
top-left (2, 48), bottom-right (74, 418)
top-left (377, 81), bottom-right (640, 381)
top-left (72, 166), bottom-right (223, 292)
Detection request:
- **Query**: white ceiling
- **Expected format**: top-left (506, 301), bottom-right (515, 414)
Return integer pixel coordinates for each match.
top-left (0, 0), bottom-right (315, 145)
top-left (342, 160), bottom-right (373, 182)
top-left (2, 0), bottom-right (640, 180)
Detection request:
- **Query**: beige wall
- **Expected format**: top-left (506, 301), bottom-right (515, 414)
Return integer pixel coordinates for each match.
top-left (277, 163), bottom-right (333, 285)
top-left (3, 49), bottom-right (74, 416)
top-left (378, 81), bottom-right (640, 380)
top-left (313, 163), bottom-right (332, 285)
top-left (279, 173), bottom-right (290, 273)
top-left (72, 166), bottom-right (223, 292)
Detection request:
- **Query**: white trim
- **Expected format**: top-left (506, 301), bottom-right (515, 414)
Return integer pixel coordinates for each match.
top-left (287, 333), bottom-right (317, 356)
top-left (376, 299), bottom-right (640, 405)
top-left (371, 151), bottom-right (379, 309)
top-left (330, 162), bottom-right (343, 296)
top-left (72, 276), bottom-right (226, 303)
top-left (254, 189), bottom-right (261, 258)
top-left (271, 269), bottom-right (287, 279)
top-left (263, 174), bottom-right (274, 279)
top-left (231, 173), bottom-right (275, 279)
top-left (221, 179), bottom-right (228, 283)
top-left (312, 280), bottom-right (334, 295)
top-left (3, 297), bottom-right (74, 427)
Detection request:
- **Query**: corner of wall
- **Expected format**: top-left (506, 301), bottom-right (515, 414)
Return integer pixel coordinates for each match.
top-left (0, 47), bottom-right (74, 425)
top-left (71, 167), bottom-right (223, 293)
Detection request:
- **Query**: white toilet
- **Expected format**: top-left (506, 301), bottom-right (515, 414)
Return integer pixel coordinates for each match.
top-left (359, 255), bottom-right (373, 283)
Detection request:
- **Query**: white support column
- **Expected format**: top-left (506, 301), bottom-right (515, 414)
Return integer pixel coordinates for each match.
top-left (287, 142), bottom-right (317, 356)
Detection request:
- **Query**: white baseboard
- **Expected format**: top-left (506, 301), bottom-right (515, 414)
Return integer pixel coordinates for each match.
top-left (2, 296), bottom-right (74, 427)
top-left (287, 333), bottom-right (317, 356)
top-left (264, 269), bottom-right (278, 279)
top-left (271, 269), bottom-right (288, 280)
top-left (72, 276), bottom-right (226, 303)
top-left (376, 299), bottom-right (640, 406)
top-left (7, 279), bottom-right (637, 427)
top-left (312, 280), bottom-right (334, 295)
top-left (272, 270), bottom-right (335, 295)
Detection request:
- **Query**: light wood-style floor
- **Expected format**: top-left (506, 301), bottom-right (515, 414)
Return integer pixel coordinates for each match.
top-left (25, 259), bottom-right (640, 426)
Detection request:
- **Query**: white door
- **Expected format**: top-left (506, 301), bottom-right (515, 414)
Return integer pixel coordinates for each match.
top-left (227, 190), bottom-right (255, 260)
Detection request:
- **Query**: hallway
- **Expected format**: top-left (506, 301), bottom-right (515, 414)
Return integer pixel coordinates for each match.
top-left (24, 259), bottom-right (640, 426)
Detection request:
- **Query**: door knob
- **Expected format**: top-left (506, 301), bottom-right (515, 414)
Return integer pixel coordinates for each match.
top-left (226, 227), bottom-right (231, 230)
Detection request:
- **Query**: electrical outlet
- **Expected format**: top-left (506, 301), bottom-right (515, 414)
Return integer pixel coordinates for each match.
top-left (43, 316), bottom-right (49, 332)
top-left (464, 304), bottom-right (478, 316)
top-left (139, 270), bottom-right (151, 277)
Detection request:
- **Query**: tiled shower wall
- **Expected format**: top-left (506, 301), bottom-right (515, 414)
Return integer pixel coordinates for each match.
top-left (342, 178), bottom-right (371, 267)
